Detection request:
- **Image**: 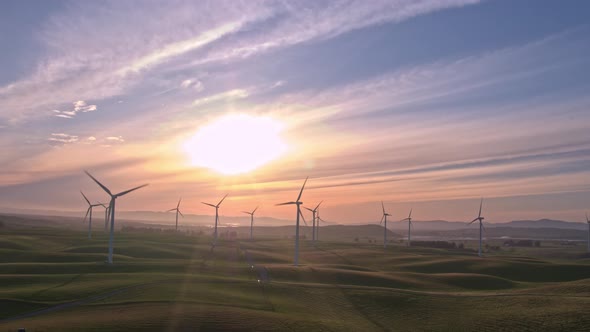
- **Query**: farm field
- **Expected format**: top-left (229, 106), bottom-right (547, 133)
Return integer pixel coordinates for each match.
top-left (1, 222), bottom-right (590, 331)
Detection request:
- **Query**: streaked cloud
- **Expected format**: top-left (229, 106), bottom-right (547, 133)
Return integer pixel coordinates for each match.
top-left (48, 133), bottom-right (79, 144)
top-left (52, 100), bottom-right (97, 119)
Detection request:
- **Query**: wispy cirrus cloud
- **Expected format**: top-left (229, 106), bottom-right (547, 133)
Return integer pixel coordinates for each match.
top-left (0, 0), bottom-right (480, 123)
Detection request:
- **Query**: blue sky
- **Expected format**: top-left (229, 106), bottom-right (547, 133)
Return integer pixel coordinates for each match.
top-left (1, 0), bottom-right (589, 223)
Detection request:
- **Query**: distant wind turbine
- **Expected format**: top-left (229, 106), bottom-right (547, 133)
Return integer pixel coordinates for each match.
top-left (80, 191), bottom-right (104, 240)
top-left (400, 209), bottom-right (413, 247)
top-left (167, 198), bottom-right (184, 231)
top-left (241, 206), bottom-right (258, 240)
top-left (100, 203), bottom-right (109, 231)
top-left (468, 198), bottom-right (485, 257)
top-left (380, 202), bottom-right (392, 248)
top-left (586, 213), bottom-right (590, 253)
top-left (202, 194), bottom-right (228, 245)
top-left (276, 177), bottom-right (308, 266)
top-left (304, 200), bottom-right (323, 243)
top-left (316, 207), bottom-right (327, 241)
top-left (84, 171), bottom-right (148, 264)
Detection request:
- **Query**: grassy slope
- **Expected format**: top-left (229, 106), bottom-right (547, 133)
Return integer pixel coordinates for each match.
top-left (1, 224), bottom-right (589, 331)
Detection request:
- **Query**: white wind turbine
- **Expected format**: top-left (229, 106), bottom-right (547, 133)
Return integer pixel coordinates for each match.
top-left (380, 201), bottom-right (392, 248)
top-left (167, 198), bottom-right (184, 231)
top-left (304, 200), bottom-right (323, 243)
top-left (400, 209), bottom-right (413, 247)
top-left (468, 198), bottom-right (485, 257)
top-left (242, 206), bottom-right (259, 241)
top-left (277, 177), bottom-right (308, 266)
top-left (84, 171), bottom-right (148, 264)
top-left (80, 191), bottom-right (104, 240)
top-left (202, 194), bottom-right (228, 245)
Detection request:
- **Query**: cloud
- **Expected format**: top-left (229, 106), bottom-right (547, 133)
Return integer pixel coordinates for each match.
top-left (73, 100), bottom-right (97, 113)
top-left (180, 79), bottom-right (204, 92)
top-left (53, 100), bottom-right (97, 119)
top-left (192, 89), bottom-right (249, 107)
top-left (105, 136), bottom-right (125, 142)
top-left (47, 133), bottom-right (79, 144)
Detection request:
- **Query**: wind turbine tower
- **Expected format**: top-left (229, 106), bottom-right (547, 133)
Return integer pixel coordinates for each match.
top-left (468, 198), bottom-right (485, 257)
top-left (400, 209), bottom-right (413, 247)
top-left (242, 206), bottom-right (258, 240)
top-left (167, 198), bottom-right (184, 231)
top-left (81, 191), bottom-right (104, 240)
top-left (277, 177), bottom-right (308, 266)
top-left (380, 202), bottom-right (392, 248)
top-left (84, 171), bottom-right (148, 264)
top-left (202, 194), bottom-right (228, 244)
top-left (304, 201), bottom-right (323, 243)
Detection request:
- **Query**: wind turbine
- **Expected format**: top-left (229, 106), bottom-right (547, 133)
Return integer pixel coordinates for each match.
top-left (380, 201), bottom-right (392, 248)
top-left (81, 191), bottom-right (104, 240)
top-left (167, 198), bottom-right (184, 231)
top-left (304, 200), bottom-right (323, 243)
top-left (316, 208), bottom-right (327, 241)
top-left (241, 206), bottom-right (258, 240)
top-left (84, 171), bottom-right (148, 264)
top-left (586, 213), bottom-right (590, 253)
top-left (468, 198), bottom-right (485, 257)
top-left (100, 203), bottom-right (110, 231)
top-left (202, 194), bottom-right (228, 244)
top-left (276, 177), bottom-right (308, 266)
top-left (400, 209), bottom-right (413, 247)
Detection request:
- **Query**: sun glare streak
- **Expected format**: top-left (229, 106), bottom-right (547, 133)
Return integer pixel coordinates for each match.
top-left (183, 114), bottom-right (287, 175)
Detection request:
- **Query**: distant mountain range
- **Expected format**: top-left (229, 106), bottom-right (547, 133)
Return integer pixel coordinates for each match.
top-left (0, 207), bottom-right (587, 231)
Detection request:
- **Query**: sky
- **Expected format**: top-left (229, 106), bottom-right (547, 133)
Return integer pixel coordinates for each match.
top-left (1, 0), bottom-right (590, 224)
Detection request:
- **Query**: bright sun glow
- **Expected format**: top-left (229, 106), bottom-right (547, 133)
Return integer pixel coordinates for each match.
top-left (183, 114), bottom-right (288, 175)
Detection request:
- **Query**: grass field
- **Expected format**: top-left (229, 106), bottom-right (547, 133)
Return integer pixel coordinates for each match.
top-left (1, 219), bottom-right (590, 331)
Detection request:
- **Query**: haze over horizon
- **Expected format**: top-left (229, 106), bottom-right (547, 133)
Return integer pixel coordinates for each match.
top-left (1, 0), bottom-right (590, 224)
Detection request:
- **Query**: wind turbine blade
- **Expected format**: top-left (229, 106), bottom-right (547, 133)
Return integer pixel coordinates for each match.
top-left (381, 201), bottom-right (385, 215)
top-left (586, 212), bottom-right (589, 223)
top-left (178, 210), bottom-right (184, 218)
top-left (83, 207), bottom-right (90, 223)
top-left (276, 202), bottom-right (296, 206)
top-left (409, 208), bottom-right (412, 219)
top-left (115, 183), bottom-right (149, 197)
top-left (80, 191), bottom-right (91, 205)
top-left (379, 215), bottom-right (384, 225)
top-left (315, 200), bottom-right (323, 210)
top-left (166, 208), bottom-right (176, 212)
top-left (478, 198), bottom-right (483, 218)
top-left (84, 170), bottom-right (112, 196)
top-left (299, 209), bottom-right (308, 227)
top-left (177, 198), bottom-right (182, 209)
top-left (304, 207), bottom-right (313, 212)
top-left (296, 177), bottom-right (308, 202)
top-left (468, 219), bottom-right (477, 225)
top-left (202, 202), bottom-right (216, 208)
top-left (241, 211), bottom-right (251, 215)
top-left (252, 206), bottom-right (258, 214)
top-left (217, 193), bottom-right (228, 206)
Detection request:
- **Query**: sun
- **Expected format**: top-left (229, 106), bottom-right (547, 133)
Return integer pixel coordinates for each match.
top-left (183, 114), bottom-right (288, 175)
